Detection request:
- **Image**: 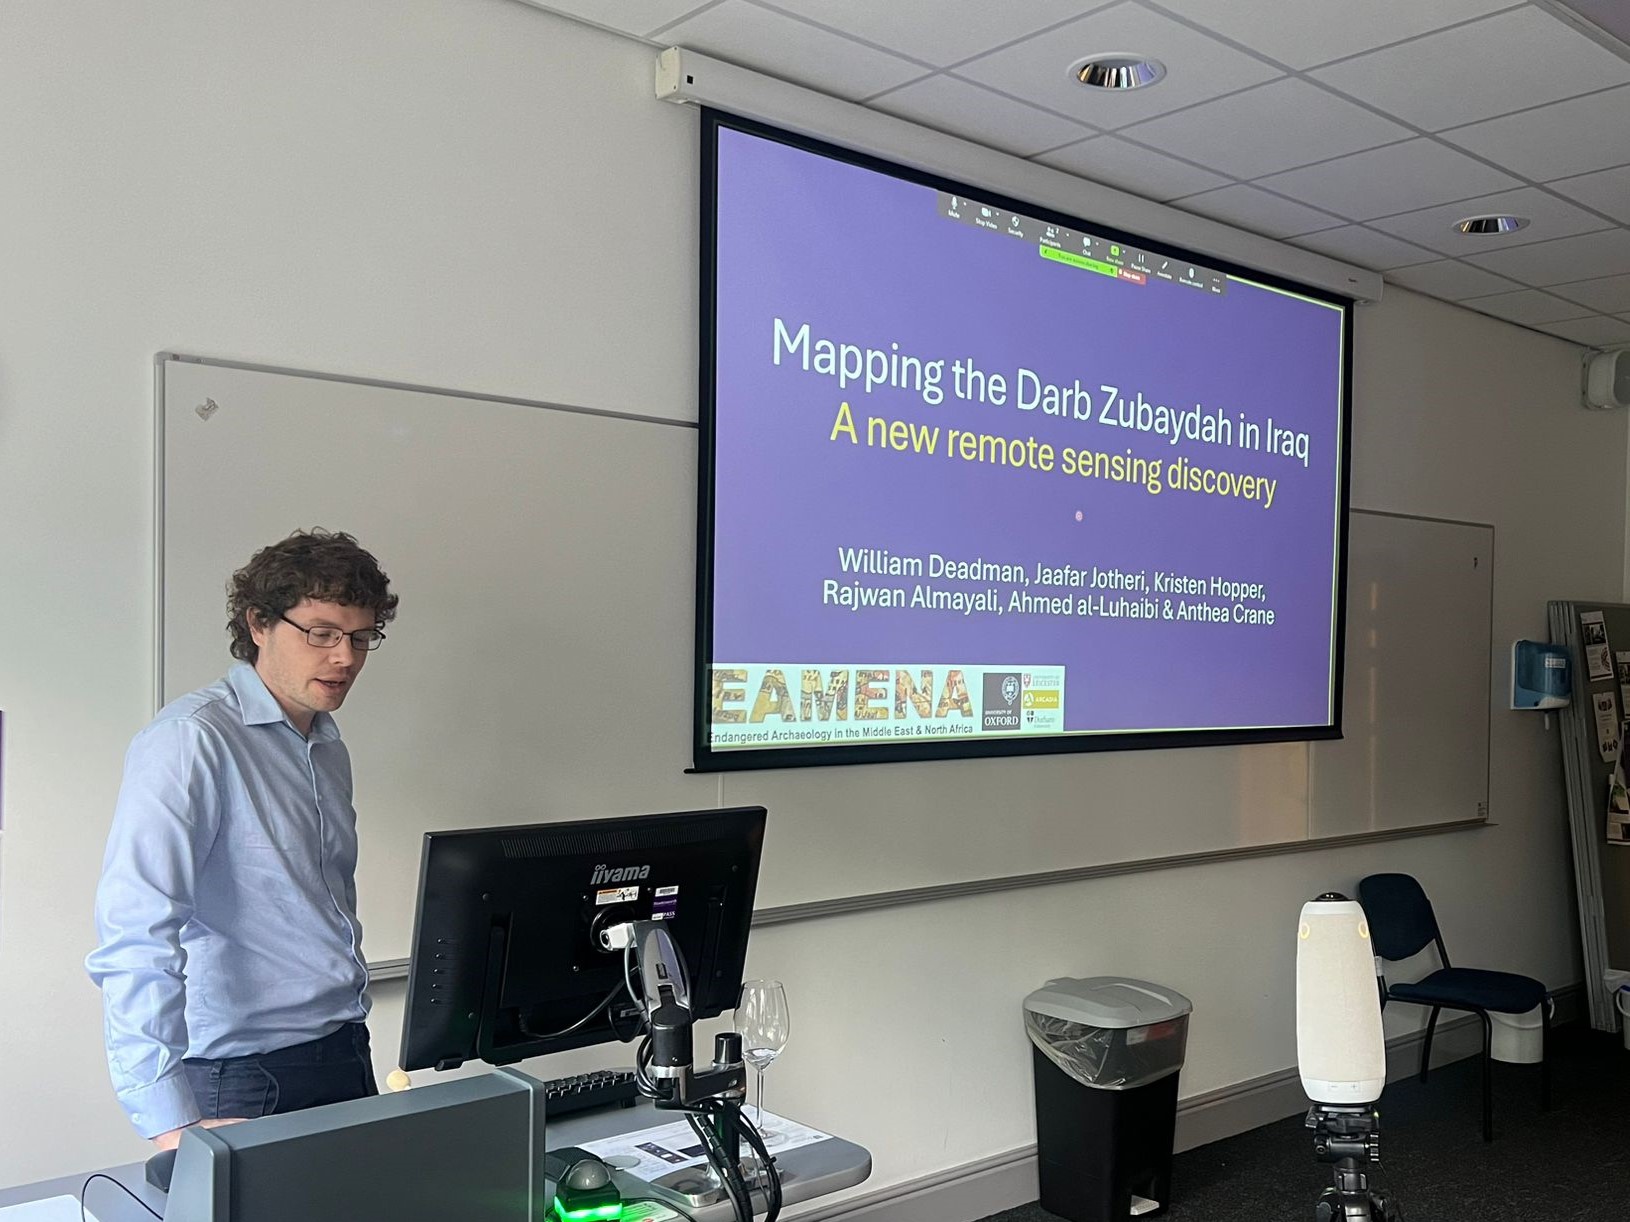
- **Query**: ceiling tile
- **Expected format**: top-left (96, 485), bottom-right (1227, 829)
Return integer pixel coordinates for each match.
top-left (1309, 7), bottom-right (1630, 132)
top-left (1368, 187), bottom-right (1615, 256)
top-left (1149, 0), bottom-right (1518, 70)
top-left (660, 1), bottom-right (924, 98)
top-left (1458, 288), bottom-right (1598, 325)
top-left (1442, 86), bottom-right (1630, 181)
top-left (525, 0), bottom-right (716, 38)
top-left (1538, 315), bottom-right (1630, 346)
top-left (754, 0), bottom-right (1115, 68)
top-left (1035, 135), bottom-right (1230, 201)
top-left (1118, 79), bottom-right (1410, 179)
top-left (1257, 139), bottom-right (1520, 221)
top-left (1387, 260), bottom-right (1523, 300)
top-left (954, 3), bottom-right (1282, 131)
top-left (871, 75), bottom-right (1096, 158)
top-left (1547, 165), bottom-right (1630, 226)
top-left (1172, 184), bottom-right (1344, 239)
top-left (1464, 228), bottom-right (1630, 286)
top-left (1289, 226), bottom-right (1438, 270)
top-left (1553, 273), bottom-right (1630, 313)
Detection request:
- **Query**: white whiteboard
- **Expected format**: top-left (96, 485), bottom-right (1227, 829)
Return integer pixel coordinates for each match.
top-left (159, 356), bottom-right (1491, 962)
top-left (1311, 512), bottom-right (1492, 836)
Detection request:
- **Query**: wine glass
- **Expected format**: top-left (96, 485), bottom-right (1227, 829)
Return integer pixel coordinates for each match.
top-left (735, 979), bottom-right (790, 1143)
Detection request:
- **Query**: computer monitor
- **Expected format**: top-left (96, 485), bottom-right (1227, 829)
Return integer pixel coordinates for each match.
top-left (400, 806), bottom-right (766, 1072)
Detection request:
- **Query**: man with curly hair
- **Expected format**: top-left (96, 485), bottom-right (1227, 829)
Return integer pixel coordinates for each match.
top-left (87, 529), bottom-right (398, 1151)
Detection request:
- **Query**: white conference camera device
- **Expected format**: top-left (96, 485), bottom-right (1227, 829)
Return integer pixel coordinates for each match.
top-left (1297, 894), bottom-right (1399, 1222)
top-left (1296, 893), bottom-right (1386, 1105)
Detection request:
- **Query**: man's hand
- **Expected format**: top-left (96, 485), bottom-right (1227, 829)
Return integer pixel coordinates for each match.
top-left (150, 1117), bottom-right (247, 1151)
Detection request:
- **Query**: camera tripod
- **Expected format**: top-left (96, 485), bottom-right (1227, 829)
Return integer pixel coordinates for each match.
top-left (1306, 1104), bottom-right (1401, 1222)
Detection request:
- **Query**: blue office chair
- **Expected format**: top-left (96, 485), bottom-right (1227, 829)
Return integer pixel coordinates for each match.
top-left (1356, 872), bottom-right (1550, 1141)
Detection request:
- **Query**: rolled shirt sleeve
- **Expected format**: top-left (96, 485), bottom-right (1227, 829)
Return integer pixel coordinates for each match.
top-left (86, 718), bottom-right (223, 1138)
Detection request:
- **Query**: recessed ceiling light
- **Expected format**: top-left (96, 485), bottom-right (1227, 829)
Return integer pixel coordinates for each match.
top-left (1072, 55), bottom-right (1167, 90)
top-left (1454, 215), bottom-right (1530, 236)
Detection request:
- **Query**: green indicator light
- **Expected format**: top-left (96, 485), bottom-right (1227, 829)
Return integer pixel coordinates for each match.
top-left (1039, 246), bottom-right (1116, 276)
top-left (552, 1203), bottom-right (624, 1221)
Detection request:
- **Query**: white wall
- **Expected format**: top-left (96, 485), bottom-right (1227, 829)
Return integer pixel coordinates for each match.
top-left (1, 0), bottom-right (1621, 1196)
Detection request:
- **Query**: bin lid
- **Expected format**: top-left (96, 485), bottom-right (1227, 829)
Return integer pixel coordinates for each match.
top-left (1024, 976), bottom-right (1192, 1027)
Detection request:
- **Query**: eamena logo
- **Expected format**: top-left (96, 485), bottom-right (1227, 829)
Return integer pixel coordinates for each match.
top-left (591, 864), bottom-right (651, 885)
top-left (710, 666), bottom-right (975, 724)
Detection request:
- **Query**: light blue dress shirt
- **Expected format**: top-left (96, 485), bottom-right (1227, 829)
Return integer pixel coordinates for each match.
top-left (86, 663), bottom-right (371, 1138)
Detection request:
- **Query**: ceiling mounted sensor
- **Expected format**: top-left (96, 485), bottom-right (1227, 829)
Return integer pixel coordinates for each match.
top-left (1072, 54), bottom-right (1167, 90)
top-left (1454, 215), bottom-right (1530, 236)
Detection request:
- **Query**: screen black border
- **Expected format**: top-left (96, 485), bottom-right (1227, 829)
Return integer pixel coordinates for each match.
top-left (694, 108), bottom-right (1353, 773)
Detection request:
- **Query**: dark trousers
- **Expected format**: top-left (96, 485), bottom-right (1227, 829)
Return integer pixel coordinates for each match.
top-left (183, 1022), bottom-right (378, 1120)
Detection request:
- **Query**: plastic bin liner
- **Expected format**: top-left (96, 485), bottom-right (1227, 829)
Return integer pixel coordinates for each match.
top-left (1024, 977), bottom-right (1192, 1090)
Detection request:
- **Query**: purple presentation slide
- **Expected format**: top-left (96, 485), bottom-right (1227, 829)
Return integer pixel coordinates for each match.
top-left (705, 123), bottom-right (1346, 755)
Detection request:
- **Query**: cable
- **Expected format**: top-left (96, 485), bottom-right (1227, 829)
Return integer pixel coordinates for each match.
top-left (607, 995), bottom-right (642, 1043)
top-left (721, 1098), bottom-right (781, 1222)
top-left (516, 979), bottom-right (628, 1042)
top-left (608, 943), bottom-right (647, 1043)
top-left (730, 1103), bottom-right (783, 1222)
top-left (81, 1173), bottom-right (162, 1221)
top-left (618, 930), bottom-right (776, 1222)
top-left (718, 1098), bottom-right (782, 1222)
top-left (634, 1034), bottom-right (660, 1097)
top-left (668, 1096), bottom-right (782, 1222)
top-left (683, 1106), bottom-right (754, 1222)
top-left (701, 1104), bottom-right (757, 1222)
top-left (522, 941), bottom-right (648, 1044)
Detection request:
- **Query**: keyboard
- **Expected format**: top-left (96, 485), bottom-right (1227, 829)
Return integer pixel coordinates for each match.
top-left (543, 1067), bottom-right (640, 1117)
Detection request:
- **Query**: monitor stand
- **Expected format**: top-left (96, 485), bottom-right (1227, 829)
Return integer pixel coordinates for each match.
top-left (144, 1148), bottom-right (178, 1193)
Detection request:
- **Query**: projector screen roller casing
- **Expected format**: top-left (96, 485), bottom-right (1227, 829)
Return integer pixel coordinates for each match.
top-left (696, 111), bottom-right (1353, 770)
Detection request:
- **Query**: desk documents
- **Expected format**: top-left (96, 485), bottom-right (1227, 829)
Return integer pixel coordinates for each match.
top-left (582, 1111), bottom-right (834, 1183)
top-left (0, 1198), bottom-right (102, 1222)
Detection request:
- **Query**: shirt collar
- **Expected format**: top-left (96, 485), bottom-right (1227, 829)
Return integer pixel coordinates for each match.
top-left (228, 662), bottom-right (340, 742)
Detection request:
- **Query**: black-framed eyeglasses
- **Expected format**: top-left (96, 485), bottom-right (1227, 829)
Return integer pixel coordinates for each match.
top-left (277, 613), bottom-right (386, 652)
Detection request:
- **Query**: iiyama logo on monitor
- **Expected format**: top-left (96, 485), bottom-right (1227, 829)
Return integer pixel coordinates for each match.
top-left (591, 863), bottom-right (651, 885)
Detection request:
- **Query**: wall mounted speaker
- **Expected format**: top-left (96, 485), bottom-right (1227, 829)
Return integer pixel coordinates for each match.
top-left (1584, 348), bottom-right (1630, 411)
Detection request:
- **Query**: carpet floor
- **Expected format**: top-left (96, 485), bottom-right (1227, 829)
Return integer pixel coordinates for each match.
top-left (977, 1025), bottom-right (1630, 1222)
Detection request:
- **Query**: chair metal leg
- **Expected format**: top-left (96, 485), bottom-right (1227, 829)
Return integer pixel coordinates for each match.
top-left (1420, 1006), bottom-right (1441, 1083)
top-left (1540, 1002), bottom-right (1551, 1111)
top-left (1480, 1012), bottom-right (1494, 1142)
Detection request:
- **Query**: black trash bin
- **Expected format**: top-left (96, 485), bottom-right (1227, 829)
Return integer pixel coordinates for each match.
top-left (1024, 977), bottom-right (1192, 1221)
